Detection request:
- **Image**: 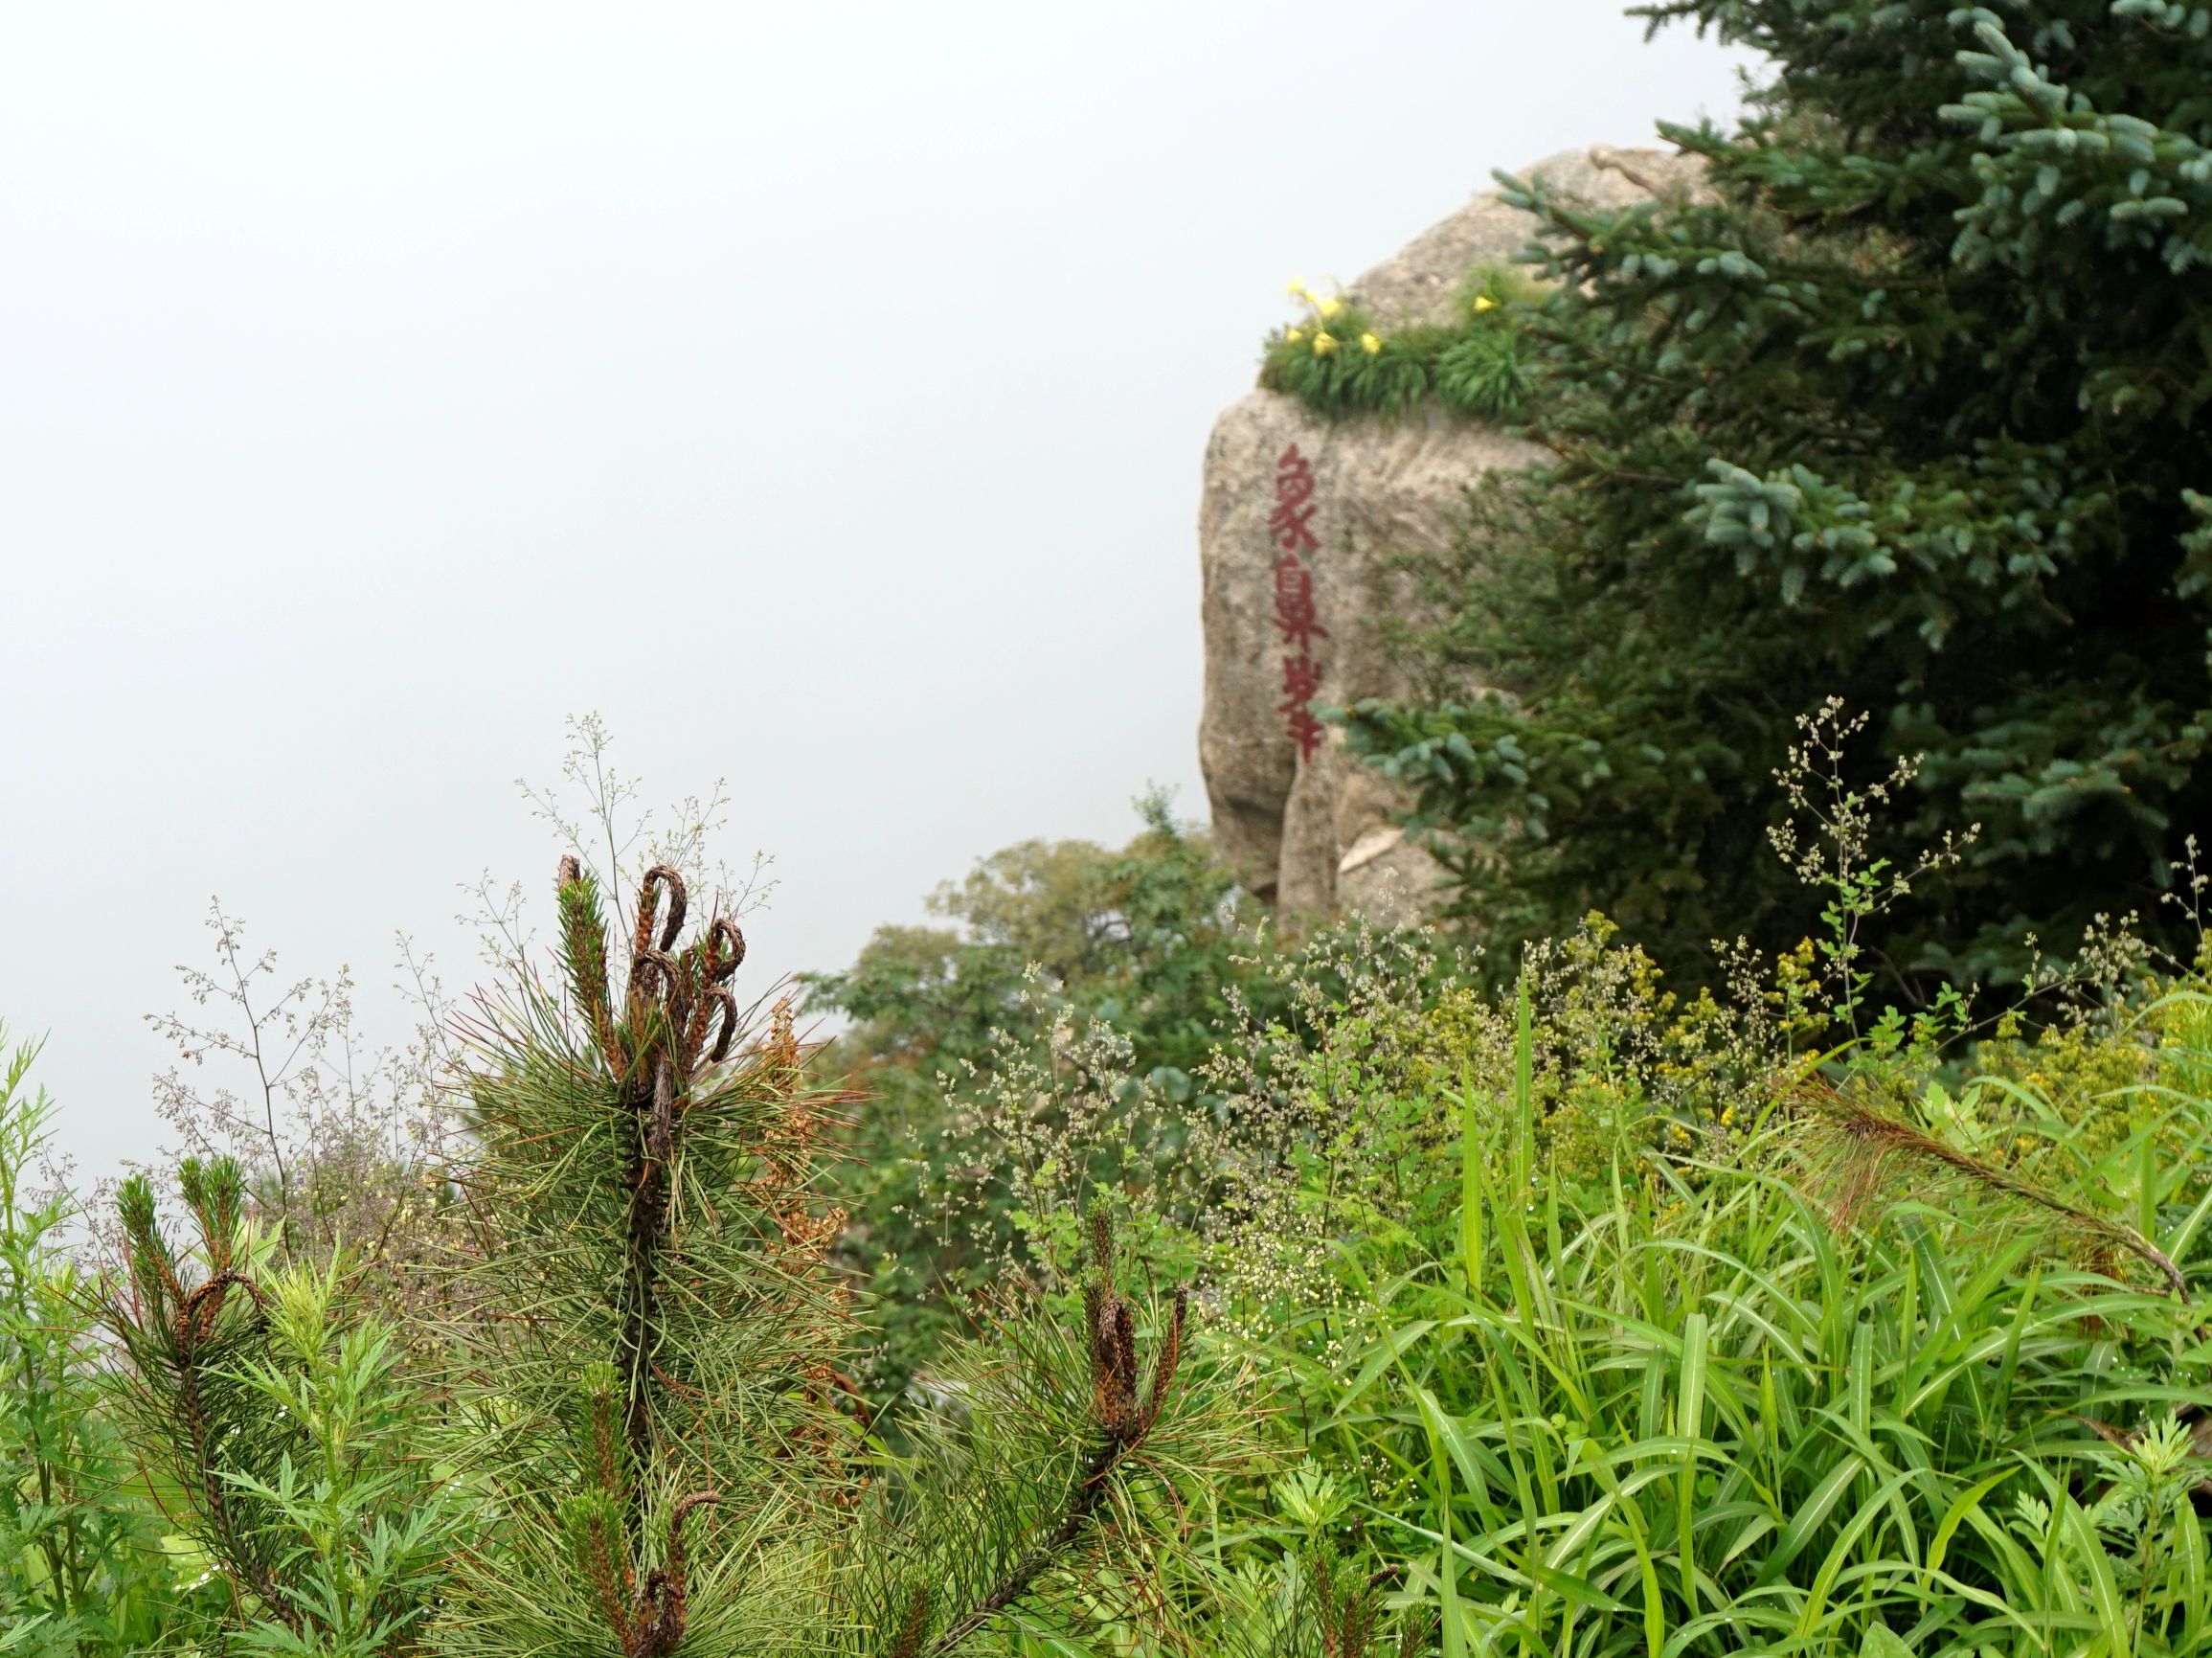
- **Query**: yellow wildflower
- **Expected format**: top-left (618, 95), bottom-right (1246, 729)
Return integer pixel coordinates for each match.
top-left (1285, 328), bottom-right (1305, 345)
top-left (1318, 296), bottom-right (1343, 319)
top-left (1312, 331), bottom-right (1338, 356)
top-left (1360, 332), bottom-right (1382, 355)
top-left (1287, 277), bottom-right (1311, 300)
top-left (1473, 294), bottom-right (1497, 314)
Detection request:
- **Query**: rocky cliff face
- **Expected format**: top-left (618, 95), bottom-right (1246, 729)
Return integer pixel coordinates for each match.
top-left (1197, 146), bottom-right (1701, 926)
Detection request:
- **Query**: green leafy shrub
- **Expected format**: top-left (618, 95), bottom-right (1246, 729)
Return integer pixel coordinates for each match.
top-left (805, 794), bottom-right (1283, 1395)
top-left (102, 1157), bottom-right (459, 1655)
top-left (0, 1033), bottom-right (222, 1655)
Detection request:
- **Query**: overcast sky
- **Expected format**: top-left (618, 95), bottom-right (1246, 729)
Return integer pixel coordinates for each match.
top-left (2, 3), bottom-right (1752, 1181)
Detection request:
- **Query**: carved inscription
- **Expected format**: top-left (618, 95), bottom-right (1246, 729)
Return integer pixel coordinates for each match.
top-left (1271, 445), bottom-right (1327, 763)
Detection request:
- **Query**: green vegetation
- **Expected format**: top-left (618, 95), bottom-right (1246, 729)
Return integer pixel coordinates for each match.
top-left (53, 853), bottom-right (1262, 1655)
top-left (1336, 0), bottom-right (2212, 993)
top-left (104, 1167), bottom-right (458, 1655)
top-left (2, 1034), bottom-right (226, 1655)
top-left (18, 3), bottom-right (2212, 1651)
top-left (1258, 269), bottom-right (1540, 421)
top-left (1247, 958), bottom-right (2212, 1653)
top-left (804, 794), bottom-right (1283, 1395)
top-left (802, 714), bottom-right (2212, 1653)
top-left (10, 721), bottom-right (2212, 1652)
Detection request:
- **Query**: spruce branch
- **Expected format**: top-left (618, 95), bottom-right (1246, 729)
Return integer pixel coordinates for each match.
top-left (177, 1153), bottom-right (243, 1272)
top-left (115, 1171), bottom-right (183, 1319)
top-left (924, 1440), bottom-right (1126, 1653)
top-left (567, 1493), bottom-right (636, 1641)
top-left (1397, 1609), bottom-right (1436, 1658)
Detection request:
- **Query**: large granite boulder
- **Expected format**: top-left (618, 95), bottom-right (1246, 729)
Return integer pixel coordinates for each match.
top-left (1197, 145), bottom-right (1701, 927)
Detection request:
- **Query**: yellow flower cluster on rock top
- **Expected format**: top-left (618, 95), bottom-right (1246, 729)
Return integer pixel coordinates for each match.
top-left (1286, 277), bottom-right (1371, 356)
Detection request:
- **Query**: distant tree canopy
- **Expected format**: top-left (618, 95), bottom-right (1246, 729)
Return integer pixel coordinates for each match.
top-left (1346, 0), bottom-right (2212, 993)
top-left (815, 792), bottom-right (1261, 1083)
top-left (804, 794), bottom-right (1281, 1391)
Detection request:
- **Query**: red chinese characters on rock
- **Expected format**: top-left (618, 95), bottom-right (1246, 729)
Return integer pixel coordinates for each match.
top-left (1268, 442), bottom-right (1320, 553)
top-left (1271, 445), bottom-right (1328, 763)
top-left (1277, 652), bottom-right (1325, 762)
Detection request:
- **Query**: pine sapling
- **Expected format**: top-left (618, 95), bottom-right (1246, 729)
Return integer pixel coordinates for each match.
top-left (443, 856), bottom-right (1234, 1656)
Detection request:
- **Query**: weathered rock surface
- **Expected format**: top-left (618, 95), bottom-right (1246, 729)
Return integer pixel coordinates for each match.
top-left (1197, 145), bottom-right (1700, 926)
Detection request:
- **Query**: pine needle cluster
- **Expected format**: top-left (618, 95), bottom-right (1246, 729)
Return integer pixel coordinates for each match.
top-left (1304, 1541), bottom-right (1432, 1658)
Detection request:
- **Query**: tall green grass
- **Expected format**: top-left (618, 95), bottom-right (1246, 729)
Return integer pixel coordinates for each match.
top-left (1301, 986), bottom-right (2212, 1656)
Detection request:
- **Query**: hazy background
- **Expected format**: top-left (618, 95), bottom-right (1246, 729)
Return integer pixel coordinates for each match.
top-left (2, 3), bottom-right (1752, 1179)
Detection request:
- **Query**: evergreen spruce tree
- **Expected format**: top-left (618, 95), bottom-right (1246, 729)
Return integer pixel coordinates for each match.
top-left (105, 854), bottom-right (1250, 1655)
top-left (1346, 0), bottom-right (2212, 990)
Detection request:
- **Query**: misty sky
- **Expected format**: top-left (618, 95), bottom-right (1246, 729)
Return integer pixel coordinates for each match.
top-left (2, 4), bottom-right (1753, 1180)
